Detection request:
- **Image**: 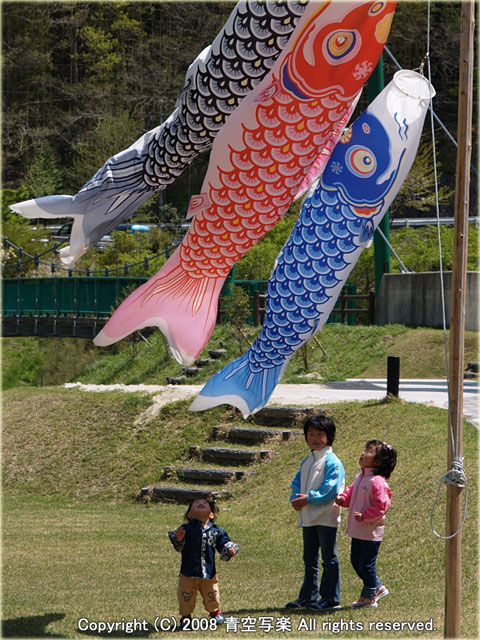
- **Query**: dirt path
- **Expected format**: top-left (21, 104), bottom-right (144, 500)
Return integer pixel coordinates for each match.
top-left (64, 380), bottom-right (479, 428)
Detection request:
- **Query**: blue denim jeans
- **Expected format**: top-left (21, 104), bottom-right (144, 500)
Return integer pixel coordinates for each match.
top-left (350, 538), bottom-right (382, 599)
top-left (297, 525), bottom-right (340, 605)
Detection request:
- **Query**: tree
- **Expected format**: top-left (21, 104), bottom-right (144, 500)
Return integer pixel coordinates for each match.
top-left (2, 1), bottom-right (477, 280)
top-left (64, 110), bottom-right (144, 192)
top-left (1, 187), bottom-right (51, 276)
top-left (389, 142), bottom-right (453, 220)
top-left (94, 227), bottom-right (173, 277)
top-left (348, 225), bottom-right (479, 294)
top-left (24, 145), bottom-right (63, 198)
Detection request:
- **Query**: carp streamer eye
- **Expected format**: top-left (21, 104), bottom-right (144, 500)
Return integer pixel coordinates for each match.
top-left (346, 146), bottom-right (377, 178)
top-left (323, 30), bottom-right (360, 65)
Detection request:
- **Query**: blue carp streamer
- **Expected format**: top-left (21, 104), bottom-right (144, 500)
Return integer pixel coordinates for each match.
top-left (190, 70), bottom-right (434, 416)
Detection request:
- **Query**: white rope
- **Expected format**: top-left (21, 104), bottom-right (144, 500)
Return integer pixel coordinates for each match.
top-left (430, 457), bottom-right (468, 540)
top-left (423, 0), bottom-right (468, 540)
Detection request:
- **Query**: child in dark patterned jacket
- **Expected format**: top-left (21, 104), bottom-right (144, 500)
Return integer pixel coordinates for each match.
top-left (168, 498), bottom-right (239, 628)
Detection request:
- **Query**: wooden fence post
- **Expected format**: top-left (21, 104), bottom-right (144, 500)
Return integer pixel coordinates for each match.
top-left (341, 290), bottom-right (347, 324)
top-left (369, 290), bottom-right (375, 324)
top-left (253, 291), bottom-right (260, 327)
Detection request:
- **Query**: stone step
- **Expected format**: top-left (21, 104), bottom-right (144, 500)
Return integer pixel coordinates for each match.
top-left (212, 425), bottom-right (301, 443)
top-left (208, 341), bottom-right (227, 360)
top-left (208, 348), bottom-right (226, 359)
top-left (164, 465), bottom-right (250, 484)
top-left (249, 406), bottom-right (318, 427)
top-left (189, 445), bottom-right (273, 465)
top-left (166, 375), bottom-right (187, 384)
top-left (140, 486), bottom-right (231, 503)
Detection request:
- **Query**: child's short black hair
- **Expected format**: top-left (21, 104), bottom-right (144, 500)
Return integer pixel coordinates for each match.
top-left (366, 439), bottom-right (397, 479)
top-left (303, 414), bottom-right (336, 446)
top-left (184, 498), bottom-right (217, 522)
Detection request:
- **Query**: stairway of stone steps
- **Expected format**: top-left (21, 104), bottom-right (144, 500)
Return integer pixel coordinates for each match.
top-left (140, 406), bottom-right (316, 504)
top-left (166, 342), bottom-right (227, 384)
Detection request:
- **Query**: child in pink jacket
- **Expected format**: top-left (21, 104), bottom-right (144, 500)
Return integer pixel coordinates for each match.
top-left (335, 440), bottom-right (397, 609)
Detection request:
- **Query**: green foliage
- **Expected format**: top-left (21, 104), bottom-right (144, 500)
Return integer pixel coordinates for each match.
top-left (384, 2), bottom-right (462, 136)
top-left (2, 186), bottom-right (30, 222)
top-left (346, 248), bottom-right (375, 294)
top-left (284, 324), bottom-right (408, 382)
top-left (1, 337), bottom-right (101, 390)
top-left (220, 285), bottom-right (253, 357)
top-left (2, 340), bottom-right (44, 389)
top-left (235, 207), bottom-right (299, 280)
top-left (156, 203), bottom-right (186, 232)
top-left (1, 4), bottom-right (478, 303)
top-left (2, 2), bottom-right (233, 196)
top-left (2, 2), bottom-right (476, 230)
top-left (68, 325), bottom-right (244, 387)
top-left (389, 143), bottom-right (453, 219)
top-left (94, 228), bottom-right (173, 276)
top-left (221, 285), bottom-right (251, 326)
top-left (78, 23), bottom-right (124, 82)
top-left (23, 145), bottom-right (63, 198)
top-left (4, 325), bottom-right (478, 390)
top-left (392, 225), bottom-right (478, 272)
top-left (348, 225), bottom-right (479, 294)
top-left (65, 111), bottom-right (145, 191)
top-left (1, 187), bottom-right (50, 276)
top-left (3, 1), bottom-right (476, 221)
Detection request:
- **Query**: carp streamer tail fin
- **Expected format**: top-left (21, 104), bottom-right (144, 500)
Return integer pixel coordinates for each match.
top-left (94, 250), bottom-right (225, 366)
top-left (189, 352), bottom-right (289, 417)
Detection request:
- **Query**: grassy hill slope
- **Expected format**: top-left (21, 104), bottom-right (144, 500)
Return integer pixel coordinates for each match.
top-left (3, 325), bottom-right (479, 638)
top-left (3, 325), bottom-right (479, 390)
top-left (2, 387), bottom-right (478, 638)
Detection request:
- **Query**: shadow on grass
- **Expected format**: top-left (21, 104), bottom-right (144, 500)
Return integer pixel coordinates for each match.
top-left (2, 613), bottom-right (66, 637)
top-left (223, 606), bottom-right (352, 617)
top-left (227, 605), bottom-right (352, 616)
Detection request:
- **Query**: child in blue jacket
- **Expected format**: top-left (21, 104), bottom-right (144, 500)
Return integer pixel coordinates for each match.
top-left (286, 414), bottom-right (345, 611)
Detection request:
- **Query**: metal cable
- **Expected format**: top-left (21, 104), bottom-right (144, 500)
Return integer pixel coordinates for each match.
top-left (384, 45), bottom-right (478, 178)
top-left (375, 227), bottom-right (411, 273)
top-left (424, 0), bottom-right (469, 540)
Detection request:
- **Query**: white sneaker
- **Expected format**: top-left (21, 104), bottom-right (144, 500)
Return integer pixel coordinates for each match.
top-left (375, 585), bottom-right (389, 601)
top-left (351, 597), bottom-right (378, 609)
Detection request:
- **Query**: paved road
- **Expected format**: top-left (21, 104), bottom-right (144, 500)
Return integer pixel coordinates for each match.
top-left (270, 379), bottom-right (480, 429)
top-left (66, 378), bottom-right (479, 429)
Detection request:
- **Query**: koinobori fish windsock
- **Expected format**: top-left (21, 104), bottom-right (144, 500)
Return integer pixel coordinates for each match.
top-left (293, 90), bottom-right (361, 201)
top-left (94, 1), bottom-right (396, 365)
top-left (9, 0), bottom-right (309, 265)
top-left (190, 70), bottom-right (435, 416)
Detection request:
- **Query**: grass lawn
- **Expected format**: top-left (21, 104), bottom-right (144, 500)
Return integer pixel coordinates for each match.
top-left (2, 391), bottom-right (478, 638)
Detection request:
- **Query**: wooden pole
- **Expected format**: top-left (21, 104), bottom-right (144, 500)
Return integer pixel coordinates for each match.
top-left (444, 2), bottom-right (474, 637)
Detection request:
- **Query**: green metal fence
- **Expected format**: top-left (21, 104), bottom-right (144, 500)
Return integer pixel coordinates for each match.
top-left (219, 280), bottom-right (358, 325)
top-left (2, 277), bottom-right (147, 317)
top-left (3, 277), bottom-right (359, 326)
